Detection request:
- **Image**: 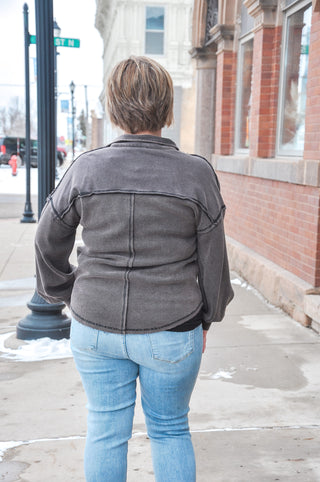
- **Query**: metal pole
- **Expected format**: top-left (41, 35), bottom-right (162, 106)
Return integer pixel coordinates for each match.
top-left (53, 19), bottom-right (61, 178)
top-left (54, 43), bottom-right (58, 178)
top-left (84, 84), bottom-right (88, 149)
top-left (21, 3), bottom-right (36, 224)
top-left (84, 85), bottom-right (88, 121)
top-left (16, 0), bottom-right (70, 341)
top-left (71, 85), bottom-right (75, 159)
top-left (35, 0), bottom-right (55, 218)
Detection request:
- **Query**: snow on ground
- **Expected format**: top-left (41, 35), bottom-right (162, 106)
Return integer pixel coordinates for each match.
top-left (0, 436), bottom-right (84, 462)
top-left (0, 277), bottom-right (36, 290)
top-left (0, 165), bottom-right (38, 195)
top-left (0, 332), bottom-right (72, 362)
top-left (0, 153), bottom-right (77, 195)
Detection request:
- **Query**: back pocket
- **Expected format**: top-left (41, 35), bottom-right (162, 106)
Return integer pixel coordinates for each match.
top-left (149, 330), bottom-right (194, 363)
top-left (70, 318), bottom-right (99, 352)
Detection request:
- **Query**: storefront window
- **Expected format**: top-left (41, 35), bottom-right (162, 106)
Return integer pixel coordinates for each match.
top-left (278, 3), bottom-right (312, 155)
top-left (235, 38), bottom-right (253, 151)
top-left (145, 6), bottom-right (165, 55)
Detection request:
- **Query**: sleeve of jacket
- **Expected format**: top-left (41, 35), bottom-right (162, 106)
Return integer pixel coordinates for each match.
top-left (34, 170), bottom-right (80, 306)
top-left (196, 170), bottom-right (234, 330)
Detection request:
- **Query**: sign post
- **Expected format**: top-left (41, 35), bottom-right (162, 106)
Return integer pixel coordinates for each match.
top-left (16, 1), bottom-right (71, 341)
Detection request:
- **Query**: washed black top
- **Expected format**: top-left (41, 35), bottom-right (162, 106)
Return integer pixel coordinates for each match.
top-left (35, 135), bottom-right (234, 333)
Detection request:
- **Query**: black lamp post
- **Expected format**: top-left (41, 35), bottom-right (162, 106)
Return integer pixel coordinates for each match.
top-left (53, 19), bottom-right (61, 178)
top-left (21, 3), bottom-right (36, 224)
top-left (16, 0), bottom-right (70, 341)
top-left (70, 80), bottom-right (75, 159)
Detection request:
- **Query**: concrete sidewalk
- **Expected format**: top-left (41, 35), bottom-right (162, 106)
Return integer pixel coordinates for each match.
top-left (0, 197), bottom-right (319, 481)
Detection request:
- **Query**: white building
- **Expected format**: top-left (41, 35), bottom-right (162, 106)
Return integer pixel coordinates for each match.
top-left (95, 0), bottom-right (196, 150)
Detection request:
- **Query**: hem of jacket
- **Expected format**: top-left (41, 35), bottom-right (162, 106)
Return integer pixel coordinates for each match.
top-left (70, 302), bottom-right (203, 334)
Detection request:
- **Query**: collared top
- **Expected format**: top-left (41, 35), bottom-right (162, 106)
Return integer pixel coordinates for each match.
top-left (35, 134), bottom-right (234, 333)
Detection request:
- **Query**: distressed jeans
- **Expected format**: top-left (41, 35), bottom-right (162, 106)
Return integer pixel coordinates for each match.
top-left (70, 319), bottom-right (203, 482)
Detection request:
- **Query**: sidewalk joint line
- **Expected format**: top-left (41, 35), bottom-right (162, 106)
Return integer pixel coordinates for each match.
top-left (0, 225), bottom-right (30, 279)
top-left (1, 425), bottom-right (319, 461)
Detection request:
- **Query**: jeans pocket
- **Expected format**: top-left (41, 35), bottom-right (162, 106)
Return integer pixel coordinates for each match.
top-left (70, 318), bottom-right (99, 352)
top-left (148, 330), bottom-right (194, 364)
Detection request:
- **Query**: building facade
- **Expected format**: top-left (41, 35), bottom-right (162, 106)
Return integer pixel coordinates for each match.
top-left (191, 0), bottom-right (320, 332)
top-left (95, 0), bottom-right (196, 151)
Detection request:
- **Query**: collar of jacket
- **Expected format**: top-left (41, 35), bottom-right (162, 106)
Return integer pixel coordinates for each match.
top-left (106, 134), bottom-right (179, 150)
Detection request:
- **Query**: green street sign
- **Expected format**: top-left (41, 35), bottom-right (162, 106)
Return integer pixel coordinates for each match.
top-left (55, 37), bottom-right (80, 48)
top-left (29, 35), bottom-right (80, 48)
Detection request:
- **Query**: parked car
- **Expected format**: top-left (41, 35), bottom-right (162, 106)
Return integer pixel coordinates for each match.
top-left (0, 136), bottom-right (64, 167)
top-left (0, 136), bottom-right (37, 167)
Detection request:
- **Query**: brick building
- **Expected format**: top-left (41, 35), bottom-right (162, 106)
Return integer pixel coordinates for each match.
top-left (191, 0), bottom-right (320, 332)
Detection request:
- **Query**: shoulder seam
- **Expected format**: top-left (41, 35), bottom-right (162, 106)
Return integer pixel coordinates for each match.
top-left (56, 189), bottom-right (224, 226)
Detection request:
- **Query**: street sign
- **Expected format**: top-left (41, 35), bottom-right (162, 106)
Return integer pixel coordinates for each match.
top-left (29, 35), bottom-right (80, 48)
top-left (54, 37), bottom-right (80, 48)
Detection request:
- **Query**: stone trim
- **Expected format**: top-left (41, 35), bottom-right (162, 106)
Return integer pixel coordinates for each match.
top-left (226, 236), bottom-right (320, 332)
top-left (190, 45), bottom-right (217, 66)
top-left (305, 295), bottom-right (320, 334)
top-left (243, 0), bottom-right (278, 29)
top-left (209, 24), bottom-right (235, 52)
top-left (213, 154), bottom-right (320, 187)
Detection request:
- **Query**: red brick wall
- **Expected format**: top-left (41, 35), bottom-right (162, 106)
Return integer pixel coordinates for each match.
top-left (250, 26), bottom-right (282, 158)
top-left (218, 171), bottom-right (320, 287)
top-left (215, 50), bottom-right (236, 155)
top-left (304, 11), bottom-right (320, 160)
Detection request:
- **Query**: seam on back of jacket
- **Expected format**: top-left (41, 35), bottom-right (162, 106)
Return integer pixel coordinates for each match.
top-left (57, 189), bottom-right (224, 228)
top-left (197, 206), bottom-right (226, 233)
top-left (121, 193), bottom-right (136, 332)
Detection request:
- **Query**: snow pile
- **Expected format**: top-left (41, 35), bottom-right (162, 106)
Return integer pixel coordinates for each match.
top-left (0, 436), bottom-right (84, 462)
top-left (210, 370), bottom-right (236, 380)
top-left (0, 441), bottom-right (23, 461)
top-left (0, 332), bottom-right (72, 362)
top-left (0, 165), bottom-right (38, 195)
top-left (200, 368), bottom-right (237, 380)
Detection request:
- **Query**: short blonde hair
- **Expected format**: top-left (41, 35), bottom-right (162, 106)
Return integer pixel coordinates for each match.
top-left (106, 56), bottom-right (174, 134)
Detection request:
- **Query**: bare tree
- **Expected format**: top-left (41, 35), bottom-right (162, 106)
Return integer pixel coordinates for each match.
top-left (0, 98), bottom-right (25, 137)
top-left (0, 107), bottom-right (9, 135)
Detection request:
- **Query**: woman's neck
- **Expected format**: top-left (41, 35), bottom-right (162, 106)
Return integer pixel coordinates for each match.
top-left (126, 130), bottom-right (162, 137)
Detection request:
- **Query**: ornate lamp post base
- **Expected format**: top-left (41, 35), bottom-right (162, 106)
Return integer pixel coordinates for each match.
top-left (16, 291), bottom-right (71, 340)
top-left (21, 203), bottom-right (36, 223)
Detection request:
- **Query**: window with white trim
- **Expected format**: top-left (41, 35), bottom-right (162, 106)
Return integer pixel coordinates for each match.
top-left (145, 6), bottom-right (165, 55)
top-left (235, 36), bottom-right (254, 151)
top-left (235, 3), bottom-right (254, 152)
top-left (277, 1), bottom-right (312, 156)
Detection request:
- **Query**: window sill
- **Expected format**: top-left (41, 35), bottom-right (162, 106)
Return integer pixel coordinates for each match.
top-left (212, 154), bottom-right (320, 187)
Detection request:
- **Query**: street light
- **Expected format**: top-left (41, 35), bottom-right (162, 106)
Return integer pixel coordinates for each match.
top-left (53, 18), bottom-right (61, 38)
top-left (17, 0), bottom-right (70, 340)
top-left (53, 19), bottom-right (61, 177)
top-left (70, 80), bottom-right (75, 159)
top-left (21, 3), bottom-right (36, 224)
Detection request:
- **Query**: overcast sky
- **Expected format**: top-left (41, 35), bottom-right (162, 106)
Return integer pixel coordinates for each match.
top-left (0, 0), bottom-right (104, 124)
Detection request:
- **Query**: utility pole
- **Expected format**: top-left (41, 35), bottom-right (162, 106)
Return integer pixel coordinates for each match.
top-left (21, 3), bottom-right (36, 224)
top-left (70, 80), bottom-right (75, 159)
top-left (16, 0), bottom-right (70, 341)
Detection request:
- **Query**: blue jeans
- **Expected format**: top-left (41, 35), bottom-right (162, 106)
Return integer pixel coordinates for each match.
top-left (70, 319), bottom-right (203, 482)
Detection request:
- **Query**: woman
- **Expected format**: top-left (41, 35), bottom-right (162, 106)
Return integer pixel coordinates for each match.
top-left (35, 56), bottom-right (233, 481)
